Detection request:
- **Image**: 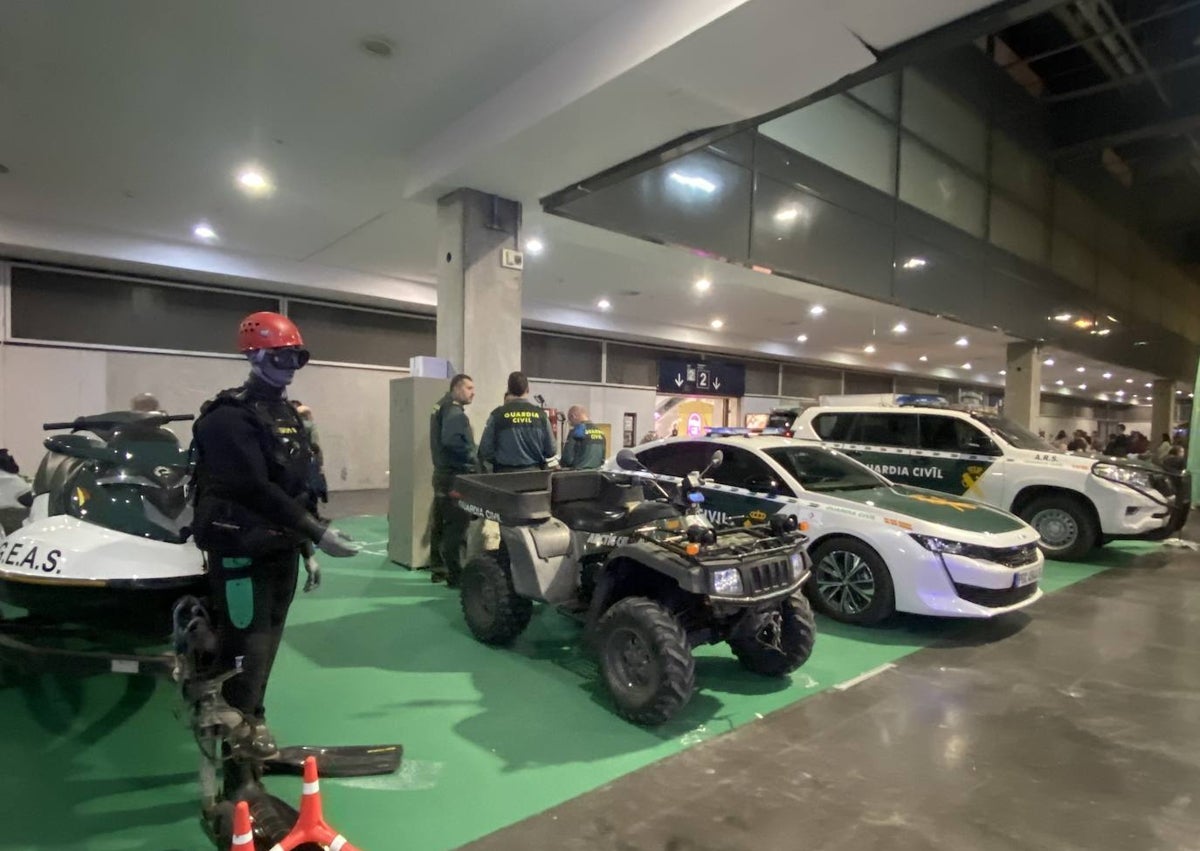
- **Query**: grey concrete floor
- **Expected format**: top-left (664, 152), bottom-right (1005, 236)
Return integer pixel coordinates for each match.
top-left (465, 530), bottom-right (1200, 851)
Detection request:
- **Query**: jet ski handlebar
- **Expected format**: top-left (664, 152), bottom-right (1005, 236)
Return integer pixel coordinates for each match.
top-left (42, 413), bottom-right (196, 431)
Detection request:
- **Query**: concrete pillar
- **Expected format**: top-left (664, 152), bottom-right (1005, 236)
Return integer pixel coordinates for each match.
top-left (436, 188), bottom-right (524, 432)
top-left (1150, 379), bottom-right (1174, 444)
top-left (1004, 341), bottom-right (1041, 430)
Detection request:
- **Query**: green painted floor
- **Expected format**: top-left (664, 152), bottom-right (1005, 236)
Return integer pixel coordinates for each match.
top-left (0, 519), bottom-right (1157, 851)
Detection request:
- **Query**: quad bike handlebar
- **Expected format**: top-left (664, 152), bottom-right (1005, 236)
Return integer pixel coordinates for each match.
top-left (43, 413), bottom-right (195, 431)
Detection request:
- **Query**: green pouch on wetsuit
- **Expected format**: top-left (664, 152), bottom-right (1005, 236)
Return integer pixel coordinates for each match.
top-left (221, 557), bottom-right (254, 630)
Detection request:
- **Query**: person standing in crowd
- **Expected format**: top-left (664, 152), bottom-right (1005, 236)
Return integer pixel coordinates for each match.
top-left (1153, 432), bottom-right (1172, 465)
top-left (429, 374), bottom-right (478, 586)
top-left (561, 406), bottom-right (607, 469)
top-left (191, 312), bottom-right (360, 758)
top-left (1051, 430), bottom-right (1069, 451)
top-left (479, 372), bottom-right (556, 473)
top-left (1105, 424), bottom-right (1130, 457)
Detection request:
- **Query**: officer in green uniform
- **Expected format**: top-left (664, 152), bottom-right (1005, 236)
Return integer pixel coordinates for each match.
top-left (562, 405), bottom-right (607, 469)
top-left (429, 373), bottom-right (478, 586)
top-left (479, 372), bottom-right (556, 473)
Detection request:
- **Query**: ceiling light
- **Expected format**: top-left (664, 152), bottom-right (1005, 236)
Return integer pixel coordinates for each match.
top-left (235, 166), bottom-right (274, 197)
top-left (694, 277), bottom-right (712, 292)
top-left (1145, 382), bottom-right (1152, 388)
top-left (961, 362), bottom-right (972, 370)
top-left (774, 207), bottom-right (799, 223)
top-left (360, 36), bottom-right (395, 58)
top-left (524, 238), bottom-right (545, 255)
top-left (1073, 317), bottom-right (1093, 329)
top-left (1126, 378), bottom-right (1134, 384)
top-left (901, 257), bottom-right (927, 270)
top-left (1116, 390), bottom-right (1125, 396)
top-left (809, 304), bottom-right (826, 317)
top-left (1055, 379), bottom-right (1064, 386)
top-left (1177, 390), bottom-right (1183, 395)
top-left (1078, 384), bottom-right (1087, 390)
top-left (796, 334), bottom-right (808, 343)
top-left (1096, 328), bottom-right (1111, 336)
top-left (1076, 366), bottom-right (1086, 373)
top-left (863, 344), bottom-right (877, 354)
top-left (892, 322), bottom-right (908, 334)
top-left (1043, 358), bottom-right (1055, 366)
top-left (1106, 314), bottom-right (1119, 323)
top-left (918, 355), bottom-right (928, 362)
top-left (596, 298), bottom-right (611, 311)
top-left (669, 171), bottom-right (716, 193)
top-left (192, 223), bottom-right (217, 241)
top-left (999, 370), bottom-right (1007, 376)
top-left (710, 318), bottom-right (724, 329)
top-left (1134, 340), bottom-right (1148, 346)
top-left (955, 337), bottom-right (969, 347)
top-left (1102, 372), bottom-right (1112, 379)
top-left (1053, 313), bottom-right (1072, 322)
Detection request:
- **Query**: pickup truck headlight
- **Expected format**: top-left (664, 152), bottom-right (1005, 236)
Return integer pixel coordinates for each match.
top-left (711, 568), bottom-right (744, 596)
top-left (1092, 463), bottom-right (1154, 492)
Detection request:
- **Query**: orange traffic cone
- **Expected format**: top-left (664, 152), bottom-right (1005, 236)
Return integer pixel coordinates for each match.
top-left (267, 756), bottom-right (363, 851)
top-left (230, 800), bottom-right (254, 849)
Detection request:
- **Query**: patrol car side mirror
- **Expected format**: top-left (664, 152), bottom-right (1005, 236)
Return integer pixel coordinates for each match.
top-left (615, 449), bottom-right (645, 472)
top-left (701, 450), bottom-right (724, 478)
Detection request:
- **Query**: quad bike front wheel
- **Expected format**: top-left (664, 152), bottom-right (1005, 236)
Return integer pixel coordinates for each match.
top-left (596, 597), bottom-right (695, 726)
top-left (460, 551), bottom-right (533, 645)
top-left (728, 592), bottom-right (816, 677)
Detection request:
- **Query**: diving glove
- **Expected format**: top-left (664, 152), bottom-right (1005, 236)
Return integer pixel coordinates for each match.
top-left (299, 515), bottom-right (361, 558)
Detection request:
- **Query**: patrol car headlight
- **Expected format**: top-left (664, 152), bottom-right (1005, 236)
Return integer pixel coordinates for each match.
top-left (711, 568), bottom-right (743, 596)
top-left (910, 534), bottom-right (972, 556)
top-left (1092, 463), bottom-right (1154, 492)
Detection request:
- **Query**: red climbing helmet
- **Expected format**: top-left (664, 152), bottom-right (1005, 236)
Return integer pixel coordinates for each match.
top-left (237, 312), bottom-right (304, 352)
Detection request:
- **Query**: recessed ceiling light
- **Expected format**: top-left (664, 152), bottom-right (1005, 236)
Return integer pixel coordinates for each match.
top-left (1055, 379), bottom-right (1064, 386)
top-left (1106, 314), bottom-right (1119, 323)
top-left (710, 318), bottom-right (724, 329)
top-left (1177, 390), bottom-right (1183, 395)
top-left (1133, 340), bottom-right (1148, 346)
top-left (596, 298), bottom-right (611, 311)
top-left (235, 166), bottom-right (274, 197)
top-left (1145, 382), bottom-right (1152, 388)
top-left (1078, 384), bottom-right (1087, 390)
top-left (955, 337), bottom-right (969, 347)
top-left (1096, 328), bottom-right (1111, 336)
top-left (694, 277), bottom-right (712, 292)
top-left (863, 344), bottom-right (877, 354)
top-left (669, 171), bottom-right (716, 193)
top-left (901, 257), bottom-right (927, 270)
top-left (774, 207), bottom-right (799, 223)
top-left (1053, 313), bottom-right (1072, 322)
top-left (796, 334), bottom-right (808, 343)
top-left (999, 369), bottom-right (1007, 376)
top-left (1102, 372), bottom-right (1112, 379)
top-left (961, 362), bottom-right (972, 370)
top-left (1126, 378), bottom-right (1134, 384)
top-left (809, 305), bottom-right (826, 317)
top-left (918, 355), bottom-right (928, 362)
top-left (1043, 358), bottom-right (1055, 366)
top-left (192, 223), bottom-right (217, 241)
top-left (1116, 389), bottom-right (1125, 396)
top-left (524, 238), bottom-right (545, 255)
top-left (360, 36), bottom-right (395, 58)
top-left (892, 322), bottom-right (908, 334)
top-left (1073, 317), bottom-right (1093, 329)
top-left (1076, 366), bottom-right (1086, 373)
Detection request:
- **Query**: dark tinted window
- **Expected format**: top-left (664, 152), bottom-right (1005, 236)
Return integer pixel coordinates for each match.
top-left (919, 415), bottom-right (1000, 455)
top-left (765, 446), bottom-right (885, 492)
top-left (635, 442), bottom-right (712, 478)
top-left (708, 446), bottom-right (794, 495)
top-left (812, 412), bottom-right (854, 440)
top-left (849, 413), bottom-right (918, 447)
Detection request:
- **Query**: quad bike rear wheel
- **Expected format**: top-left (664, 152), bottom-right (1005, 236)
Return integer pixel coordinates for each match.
top-left (596, 597), bottom-right (694, 725)
top-left (460, 551), bottom-right (533, 645)
top-left (728, 592), bottom-right (816, 677)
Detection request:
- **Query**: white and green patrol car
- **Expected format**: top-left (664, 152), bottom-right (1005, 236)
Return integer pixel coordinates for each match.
top-left (619, 435), bottom-right (1044, 625)
top-left (792, 405), bottom-right (1191, 560)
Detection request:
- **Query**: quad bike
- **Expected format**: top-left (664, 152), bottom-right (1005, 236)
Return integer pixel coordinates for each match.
top-left (454, 449), bottom-right (816, 725)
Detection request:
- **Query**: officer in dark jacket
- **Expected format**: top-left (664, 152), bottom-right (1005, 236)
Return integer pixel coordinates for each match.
top-left (429, 373), bottom-right (477, 586)
top-left (479, 372), bottom-right (556, 473)
top-left (192, 312), bottom-right (359, 758)
top-left (562, 405), bottom-right (607, 469)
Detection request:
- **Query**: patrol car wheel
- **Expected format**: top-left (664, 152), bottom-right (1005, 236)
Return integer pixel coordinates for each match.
top-left (808, 537), bottom-right (895, 625)
top-left (1020, 495), bottom-right (1097, 561)
top-left (597, 597), bottom-right (694, 726)
top-left (460, 552), bottom-right (533, 646)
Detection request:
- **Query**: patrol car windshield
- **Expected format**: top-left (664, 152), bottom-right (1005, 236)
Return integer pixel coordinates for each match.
top-left (971, 413), bottom-right (1054, 451)
top-left (765, 446), bottom-right (886, 492)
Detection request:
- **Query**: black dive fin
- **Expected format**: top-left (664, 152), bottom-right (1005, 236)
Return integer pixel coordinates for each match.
top-left (262, 744), bottom-right (403, 778)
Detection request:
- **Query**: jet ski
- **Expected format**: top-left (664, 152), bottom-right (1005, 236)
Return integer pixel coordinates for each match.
top-left (0, 411), bottom-right (205, 635)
